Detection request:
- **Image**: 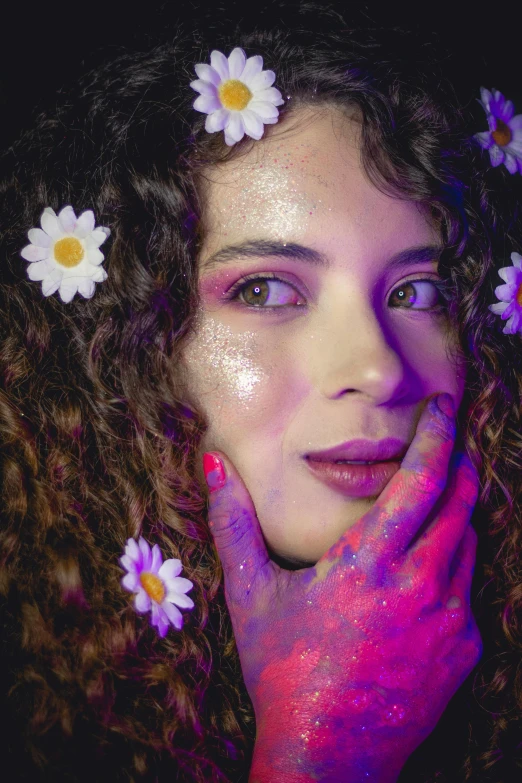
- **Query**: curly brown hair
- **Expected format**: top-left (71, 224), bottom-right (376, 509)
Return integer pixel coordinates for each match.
top-left (1, 10), bottom-right (522, 783)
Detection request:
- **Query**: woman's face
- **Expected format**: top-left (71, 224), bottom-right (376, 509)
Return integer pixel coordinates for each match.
top-left (182, 107), bottom-right (465, 567)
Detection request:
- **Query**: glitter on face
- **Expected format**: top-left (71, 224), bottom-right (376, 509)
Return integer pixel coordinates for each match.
top-left (185, 316), bottom-right (264, 408)
top-left (212, 143), bottom-right (327, 240)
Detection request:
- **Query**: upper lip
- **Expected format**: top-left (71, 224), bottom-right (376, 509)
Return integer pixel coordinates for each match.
top-left (305, 438), bottom-right (409, 463)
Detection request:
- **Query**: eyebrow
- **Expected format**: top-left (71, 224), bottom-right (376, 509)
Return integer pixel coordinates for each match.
top-left (201, 240), bottom-right (442, 271)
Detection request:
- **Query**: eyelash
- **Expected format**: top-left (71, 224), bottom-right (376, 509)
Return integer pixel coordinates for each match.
top-left (224, 272), bottom-right (453, 312)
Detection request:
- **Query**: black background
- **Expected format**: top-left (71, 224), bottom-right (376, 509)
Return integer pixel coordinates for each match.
top-left (0, 0), bottom-right (520, 152)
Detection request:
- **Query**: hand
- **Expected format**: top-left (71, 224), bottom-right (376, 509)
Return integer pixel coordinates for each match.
top-left (204, 394), bottom-right (482, 783)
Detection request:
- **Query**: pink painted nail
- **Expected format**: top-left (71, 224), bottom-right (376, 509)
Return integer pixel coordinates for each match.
top-left (203, 452), bottom-right (226, 493)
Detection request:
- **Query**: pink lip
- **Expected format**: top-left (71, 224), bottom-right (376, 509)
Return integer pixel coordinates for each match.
top-left (305, 437), bottom-right (408, 463)
top-left (304, 438), bottom-right (407, 498)
top-left (305, 459), bottom-right (401, 498)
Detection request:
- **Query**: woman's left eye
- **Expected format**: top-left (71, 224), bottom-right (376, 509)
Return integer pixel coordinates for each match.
top-left (227, 276), bottom-right (304, 307)
top-left (389, 279), bottom-right (447, 310)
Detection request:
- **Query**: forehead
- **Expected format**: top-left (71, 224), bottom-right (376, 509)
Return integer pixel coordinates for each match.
top-left (198, 107), bottom-right (436, 259)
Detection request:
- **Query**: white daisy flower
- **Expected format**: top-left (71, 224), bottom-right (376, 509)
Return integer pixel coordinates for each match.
top-left (190, 47), bottom-right (284, 146)
top-left (489, 252), bottom-right (522, 334)
top-left (475, 87), bottom-right (522, 175)
top-left (120, 537), bottom-right (194, 636)
top-left (21, 206), bottom-right (111, 303)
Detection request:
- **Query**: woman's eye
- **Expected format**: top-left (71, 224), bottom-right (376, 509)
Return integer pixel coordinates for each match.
top-left (389, 280), bottom-right (446, 310)
top-left (230, 277), bottom-right (304, 307)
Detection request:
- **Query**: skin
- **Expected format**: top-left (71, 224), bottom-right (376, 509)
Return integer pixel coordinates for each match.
top-left (182, 106), bottom-right (466, 567)
top-left (183, 108), bottom-right (482, 779)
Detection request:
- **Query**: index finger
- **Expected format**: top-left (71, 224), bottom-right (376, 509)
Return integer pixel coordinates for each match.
top-left (320, 394), bottom-right (456, 568)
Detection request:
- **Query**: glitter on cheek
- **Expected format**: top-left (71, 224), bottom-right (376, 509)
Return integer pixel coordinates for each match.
top-left (184, 317), bottom-right (266, 409)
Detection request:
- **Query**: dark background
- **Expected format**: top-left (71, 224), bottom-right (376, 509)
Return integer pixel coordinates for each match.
top-left (0, 0), bottom-right (519, 151)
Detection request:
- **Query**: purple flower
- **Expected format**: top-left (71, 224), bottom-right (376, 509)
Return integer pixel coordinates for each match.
top-left (475, 87), bottom-right (522, 175)
top-left (120, 537), bottom-right (194, 636)
top-left (489, 252), bottom-right (522, 335)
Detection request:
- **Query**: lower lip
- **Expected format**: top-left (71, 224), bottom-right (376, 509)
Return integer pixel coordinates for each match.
top-left (305, 459), bottom-right (401, 498)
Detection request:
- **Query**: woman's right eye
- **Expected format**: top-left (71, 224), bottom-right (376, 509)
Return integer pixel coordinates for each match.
top-left (228, 276), bottom-right (305, 308)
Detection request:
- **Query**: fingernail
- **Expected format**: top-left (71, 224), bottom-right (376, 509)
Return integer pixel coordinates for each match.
top-left (203, 452), bottom-right (226, 493)
top-left (436, 393), bottom-right (455, 418)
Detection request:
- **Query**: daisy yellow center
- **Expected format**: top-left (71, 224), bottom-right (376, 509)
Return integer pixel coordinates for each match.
top-left (53, 237), bottom-right (85, 268)
top-left (140, 572), bottom-right (165, 603)
top-left (516, 283), bottom-right (522, 307)
top-left (218, 79), bottom-right (252, 111)
top-left (492, 119), bottom-right (512, 147)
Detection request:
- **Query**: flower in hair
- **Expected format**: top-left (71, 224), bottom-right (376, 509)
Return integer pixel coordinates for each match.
top-left (489, 252), bottom-right (522, 334)
top-left (475, 88), bottom-right (522, 175)
top-left (190, 47), bottom-right (284, 146)
top-left (120, 537), bottom-right (194, 636)
top-left (21, 206), bottom-right (110, 303)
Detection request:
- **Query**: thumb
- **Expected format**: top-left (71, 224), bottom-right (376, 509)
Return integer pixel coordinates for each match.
top-left (203, 452), bottom-right (271, 601)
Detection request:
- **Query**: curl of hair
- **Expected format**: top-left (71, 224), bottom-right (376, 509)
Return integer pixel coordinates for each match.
top-left (1, 11), bottom-right (522, 782)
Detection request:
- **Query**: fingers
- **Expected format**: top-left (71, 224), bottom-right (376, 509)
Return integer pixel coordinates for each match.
top-left (352, 393), bottom-right (457, 564)
top-left (203, 451), bottom-right (271, 604)
top-left (448, 523), bottom-right (478, 607)
top-left (407, 450), bottom-right (479, 580)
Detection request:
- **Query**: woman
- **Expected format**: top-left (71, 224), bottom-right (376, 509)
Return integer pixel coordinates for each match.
top-left (1, 10), bottom-right (521, 783)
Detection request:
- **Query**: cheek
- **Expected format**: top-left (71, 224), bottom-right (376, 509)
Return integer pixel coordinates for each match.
top-left (183, 317), bottom-right (287, 434)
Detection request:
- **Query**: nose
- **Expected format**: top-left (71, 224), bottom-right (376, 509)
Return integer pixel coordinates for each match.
top-left (315, 304), bottom-right (411, 406)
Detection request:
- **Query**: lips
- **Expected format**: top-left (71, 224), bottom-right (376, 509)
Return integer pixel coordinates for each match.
top-left (304, 438), bottom-right (407, 498)
top-left (305, 437), bottom-right (408, 464)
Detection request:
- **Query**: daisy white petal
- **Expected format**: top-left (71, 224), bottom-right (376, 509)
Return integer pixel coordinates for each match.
top-left (86, 247), bottom-right (105, 266)
top-left (504, 152), bottom-right (518, 174)
top-left (150, 543), bottom-right (163, 573)
top-left (510, 115), bottom-right (522, 131)
top-left (240, 55), bottom-right (264, 87)
top-left (90, 267), bottom-right (108, 283)
top-left (194, 94), bottom-right (222, 114)
top-left (58, 206), bottom-right (77, 233)
top-left (125, 537), bottom-right (141, 563)
top-left (158, 559), bottom-right (183, 581)
top-left (190, 79), bottom-right (218, 97)
top-left (122, 572), bottom-right (139, 592)
top-left (28, 228), bottom-right (52, 248)
top-left (120, 554), bottom-right (138, 573)
top-left (511, 252), bottom-right (522, 268)
top-left (489, 301), bottom-right (510, 315)
top-left (498, 266), bottom-right (520, 283)
top-left (242, 108), bottom-right (265, 140)
top-left (225, 113), bottom-right (246, 143)
top-left (41, 209), bottom-right (62, 239)
top-left (42, 268), bottom-right (64, 297)
top-left (21, 244), bottom-right (49, 262)
top-left (194, 62), bottom-right (221, 86)
top-left (74, 210), bottom-right (95, 239)
top-left (77, 277), bottom-right (96, 299)
top-left (480, 87), bottom-right (492, 111)
top-left (489, 145), bottom-right (505, 167)
top-left (501, 301), bottom-right (515, 320)
top-left (228, 47), bottom-right (247, 79)
top-left (138, 537), bottom-right (152, 570)
top-left (495, 283), bottom-right (516, 300)
top-left (27, 259), bottom-right (54, 281)
top-left (474, 131), bottom-right (493, 149)
top-left (248, 100), bottom-right (279, 122)
top-left (167, 592), bottom-right (194, 611)
top-left (58, 277), bottom-right (80, 304)
top-left (255, 87), bottom-right (284, 106)
top-left (504, 310), bottom-right (522, 333)
top-left (210, 50), bottom-right (230, 81)
top-left (151, 603), bottom-right (170, 637)
top-left (135, 589), bottom-right (152, 613)
top-left (205, 108), bottom-right (230, 133)
top-left (249, 69), bottom-right (276, 92)
top-left (161, 600), bottom-right (183, 630)
top-left (167, 576), bottom-right (194, 595)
